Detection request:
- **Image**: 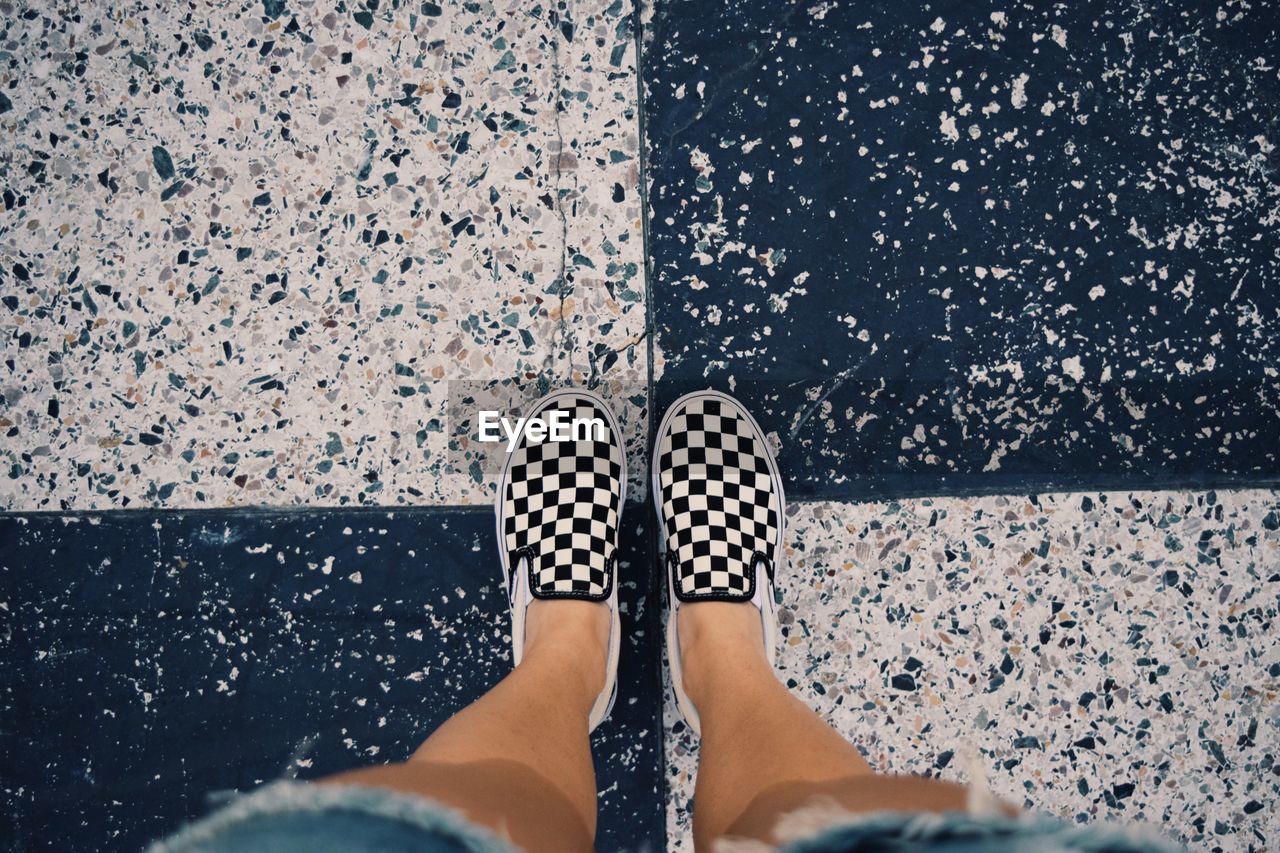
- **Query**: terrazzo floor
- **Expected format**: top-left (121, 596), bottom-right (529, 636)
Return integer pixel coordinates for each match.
top-left (3, 1), bottom-right (1279, 852)
top-left (666, 490), bottom-right (1280, 851)
top-left (0, 0), bottom-right (649, 509)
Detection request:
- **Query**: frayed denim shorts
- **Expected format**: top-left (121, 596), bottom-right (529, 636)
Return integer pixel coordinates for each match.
top-left (150, 781), bottom-right (1184, 852)
top-left (149, 783), bottom-right (517, 853)
top-left (778, 810), bottom-right (1185, 852)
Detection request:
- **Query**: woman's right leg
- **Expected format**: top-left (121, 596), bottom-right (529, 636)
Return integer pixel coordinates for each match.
top-left (319, 598), bottom-right (608, 853)
top-left (679, 601), bottom-right (976, 849)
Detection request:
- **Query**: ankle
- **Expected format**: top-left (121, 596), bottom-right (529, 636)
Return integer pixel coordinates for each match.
top-left (678, 602), bottom-right (771, 707)
top-left (523, 599), bottom-right (610, 701)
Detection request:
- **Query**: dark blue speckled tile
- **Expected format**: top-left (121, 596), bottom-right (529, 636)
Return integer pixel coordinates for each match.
top-left (0, 507), bottom-right (663, 853)
top-left (644, 0), bottom-right (1280, 499)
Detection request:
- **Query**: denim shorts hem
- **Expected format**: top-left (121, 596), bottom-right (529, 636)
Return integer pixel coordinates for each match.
top-left (147, 780), bottom-right (517, 853)
top-left (778, 809), bottom-right (1185, 852)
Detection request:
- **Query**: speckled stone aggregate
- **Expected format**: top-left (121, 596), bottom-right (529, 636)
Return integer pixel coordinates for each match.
top-left (645, 0), bottom-right (1280, 498)
top-left (0, 508), bottom-right (666, 851)
top-left (666, 490), bottom-right (1280, 851)
top-left (0, 0), bottom-right (648, 509)
top-left (3, 2), bottom-right (1279, 852)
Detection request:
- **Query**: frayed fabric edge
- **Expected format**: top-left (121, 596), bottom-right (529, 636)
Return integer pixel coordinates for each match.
top-left (146, 781), bottom-right (518, 853)
top-left (717, 805), bottom-right (1186, 853)
top-left (714, 748), bottom-right (1184, 853)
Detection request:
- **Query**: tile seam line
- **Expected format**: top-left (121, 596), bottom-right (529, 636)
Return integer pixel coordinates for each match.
top-left (780, 476), bottom-right (1280, 504)
top-left (629, 2), bottom-right (670, 846)
top-left (545, 5), bottom-right (574, 382)
top-left (633, 0), bottom-right (657, 434)
top-left (0, 504), bottom-right (503, 521)
top-left (3, 475), bottom-right (1278, 522)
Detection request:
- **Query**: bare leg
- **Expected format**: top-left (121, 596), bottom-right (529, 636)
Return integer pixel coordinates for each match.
top-left (680, 602), bottom-right (973, 849)
top-left (320, 599), bottom-right (608, 853)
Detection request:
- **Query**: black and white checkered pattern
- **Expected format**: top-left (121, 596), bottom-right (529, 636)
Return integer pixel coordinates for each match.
top-left (655, 393), bottom-right (783, 602)
top-left (500, 394), bottom-right (623, 601)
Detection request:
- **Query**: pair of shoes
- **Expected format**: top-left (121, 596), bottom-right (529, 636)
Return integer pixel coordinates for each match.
top-left (495, 388), bottom-right (786, 734)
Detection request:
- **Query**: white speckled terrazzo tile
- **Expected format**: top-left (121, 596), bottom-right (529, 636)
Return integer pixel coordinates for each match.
top-left (665, 490), bottom-right (1280, 851)
top-left (0, 0), bottom-right (648, 509)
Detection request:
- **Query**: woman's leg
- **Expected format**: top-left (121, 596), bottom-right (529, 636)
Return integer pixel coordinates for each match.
top-left (319, 598), bottom-right (608, 853)
top-left (680, 601), bottom-right (974, 849)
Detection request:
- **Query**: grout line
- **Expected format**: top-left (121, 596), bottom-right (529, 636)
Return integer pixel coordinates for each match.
top-left (542, 4), bottom-right (575, 382)
top-left (778, 475), bottom-right (1280, 505)
top-left (633, 5), bottom-right (658, 432)
top-left (628, 0), bottom-right (672, 846)
top-left (4, 477), bottom-right (1277, 521)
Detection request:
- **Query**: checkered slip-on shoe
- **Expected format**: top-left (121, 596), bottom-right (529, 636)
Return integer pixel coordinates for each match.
top-left (495, 388), bottom-right (626, 732)
top-left (652, 389), bottom-right (786, 736)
